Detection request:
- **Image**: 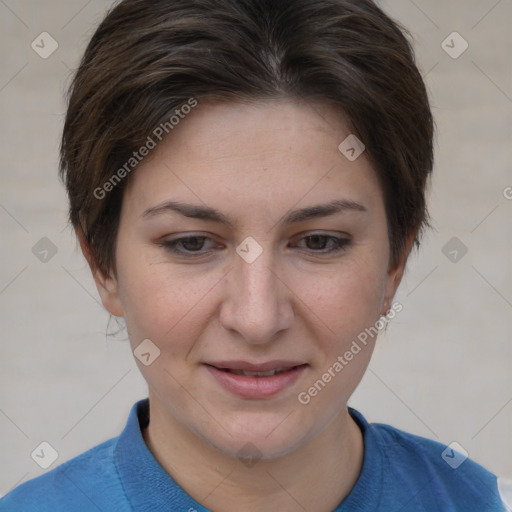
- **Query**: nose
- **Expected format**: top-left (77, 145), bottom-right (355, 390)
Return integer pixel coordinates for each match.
top-left (219, 245), bottom-right (295, 345)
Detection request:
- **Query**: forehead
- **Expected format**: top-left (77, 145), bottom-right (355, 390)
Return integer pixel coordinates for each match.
top-left (156, 99), bottom-right (352, 162)
top-left (123, 99), bottom-right (383, 221)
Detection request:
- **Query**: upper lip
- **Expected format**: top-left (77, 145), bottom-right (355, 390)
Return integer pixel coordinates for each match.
top-left (205, 361), bottom-right (307, 372)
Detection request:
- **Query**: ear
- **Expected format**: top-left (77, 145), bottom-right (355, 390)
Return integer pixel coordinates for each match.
top-left (77, 230), bottom-right (124, 317)
top-left (381, 231), bottom-right (416, 315)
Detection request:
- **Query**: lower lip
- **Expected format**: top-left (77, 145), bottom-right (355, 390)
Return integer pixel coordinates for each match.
top-left (204, 364), bottom-right (307, 399)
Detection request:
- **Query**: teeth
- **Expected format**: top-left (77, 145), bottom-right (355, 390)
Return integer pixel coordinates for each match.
top-left (227, 368), bottom-right (287, 377)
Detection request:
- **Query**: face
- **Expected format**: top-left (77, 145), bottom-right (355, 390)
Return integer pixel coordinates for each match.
top-left (91, 99), bottom-right (407, 459)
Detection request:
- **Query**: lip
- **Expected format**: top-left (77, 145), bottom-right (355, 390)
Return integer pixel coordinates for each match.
top-left (204, 361), bottom-right (308, 399)
top-left (206, 360), bottom-right (307, 372)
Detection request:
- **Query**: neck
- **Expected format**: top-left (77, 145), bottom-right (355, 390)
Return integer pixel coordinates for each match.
top-left (142, 395), bottom-right (364, 512)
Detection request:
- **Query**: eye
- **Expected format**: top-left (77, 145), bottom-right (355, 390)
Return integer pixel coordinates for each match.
top-left (159, 232), bottom-right (351, 258)
top-left (292, 233), bottom-right (351, 254)
top-left (160, 235), bottom-right (218, 256)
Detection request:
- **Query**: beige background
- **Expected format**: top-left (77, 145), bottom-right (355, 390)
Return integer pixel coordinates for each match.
top-left (0, 0), bottom-right (511, 497)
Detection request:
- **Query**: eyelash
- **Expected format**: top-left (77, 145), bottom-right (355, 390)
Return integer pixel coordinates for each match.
top-left (160, 234), bottom-right (351, 257)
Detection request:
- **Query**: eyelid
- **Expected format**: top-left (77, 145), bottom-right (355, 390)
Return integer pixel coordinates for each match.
top-left (292, 230), bottom-right (351, 240)
top-left (291, 232), bottom-right (351, 253)
top-left (159, 233), bottom-right (219, 255)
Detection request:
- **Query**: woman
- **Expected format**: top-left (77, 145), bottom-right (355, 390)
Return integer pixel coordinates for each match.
top-left (2, 0), bottom-right (510, 510)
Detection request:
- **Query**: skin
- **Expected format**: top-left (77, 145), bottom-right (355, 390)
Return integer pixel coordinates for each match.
top-left (82, 99), bottom-right (414, 512)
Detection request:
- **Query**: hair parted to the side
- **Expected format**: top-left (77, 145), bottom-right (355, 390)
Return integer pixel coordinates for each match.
top-left (60, 0), bottom-right (434, 276)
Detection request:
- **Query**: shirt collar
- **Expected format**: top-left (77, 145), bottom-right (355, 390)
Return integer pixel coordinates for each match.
top-left (114, 398), bottom-right (209, 512)
top-left (114, 399), bottom-right (381, 512)
top-left (338, 407), bottom-right (382, 511)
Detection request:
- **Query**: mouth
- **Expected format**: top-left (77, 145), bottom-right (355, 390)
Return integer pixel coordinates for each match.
top-left (205, 360), bottom-right (307, 375)
top-left (217, 368), bottom-right (291, 377)
top-left (203, 361), bottom-right (308, 398)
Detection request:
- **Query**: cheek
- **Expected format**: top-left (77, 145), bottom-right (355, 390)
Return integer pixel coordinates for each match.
top-left (295, 256), bottom-right (387, 341)
top-left (292, 260), bottom-right (386, 416)
top-left (116, 256), bottom-right (219, 354)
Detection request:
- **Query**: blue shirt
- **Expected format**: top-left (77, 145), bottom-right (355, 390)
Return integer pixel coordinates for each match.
top-left (1, 398), bottom-right (509, 512)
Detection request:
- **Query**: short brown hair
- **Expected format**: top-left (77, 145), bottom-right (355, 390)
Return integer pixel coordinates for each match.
top-left (60, 0), bottom-right (434, 275)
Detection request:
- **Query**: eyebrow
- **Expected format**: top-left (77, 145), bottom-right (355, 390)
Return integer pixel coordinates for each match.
top-left (142, 199), bottom-right (367, 228)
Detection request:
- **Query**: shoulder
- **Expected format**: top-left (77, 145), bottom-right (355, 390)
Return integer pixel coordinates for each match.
top-left (0, 437), bottom-right (131, 512)
top-left (368, 418), bottom-right (509, 511)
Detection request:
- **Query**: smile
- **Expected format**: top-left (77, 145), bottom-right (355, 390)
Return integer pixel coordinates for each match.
top-left (220, 368), bottom-right (289, 377)
top-left (203, 362), bottom-right (308, 399)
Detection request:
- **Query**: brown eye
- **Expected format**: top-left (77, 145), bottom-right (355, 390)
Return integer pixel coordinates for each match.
top-left (305, 235), bottom-right (329, 250)
top-left (294, 234), bottom-right (351, 254)
top-left (178, 236), bottom-right (206, 251)
top-left (161, 235), bottom-right (214, 255)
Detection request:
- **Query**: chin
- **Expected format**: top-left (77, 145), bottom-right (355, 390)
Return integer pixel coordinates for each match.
top-left (194, 413), bottom-right (317, 462)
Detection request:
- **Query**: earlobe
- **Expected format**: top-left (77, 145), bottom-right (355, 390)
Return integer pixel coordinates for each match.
top-left (77, 230), bottom-right (124, 317)
top-left (92, 267), bottom-right (124, 318)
